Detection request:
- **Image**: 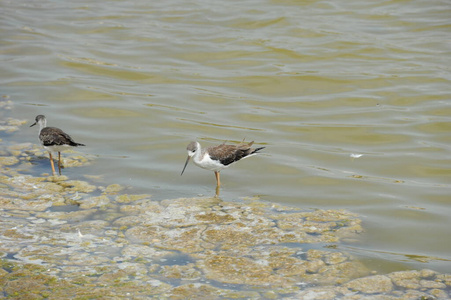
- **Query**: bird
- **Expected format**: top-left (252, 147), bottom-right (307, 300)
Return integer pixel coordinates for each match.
top-left (181, 140), bottom-right (265, 195)
top-left (30, 115), bottom-right (85, 175)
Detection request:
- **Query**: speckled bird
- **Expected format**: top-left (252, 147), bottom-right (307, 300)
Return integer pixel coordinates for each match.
top-left (30, 115), bottom-right (85, 175)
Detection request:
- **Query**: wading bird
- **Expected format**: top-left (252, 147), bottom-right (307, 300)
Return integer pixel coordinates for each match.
top-left (30, 115), bottom-right (85, 175)
top-left (181, 140), bottom-right (265, 196)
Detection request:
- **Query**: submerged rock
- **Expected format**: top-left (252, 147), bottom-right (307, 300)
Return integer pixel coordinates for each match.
top-left (78, 195), bottom-right (110, 209)
top-left (103, 183), bottom-right (124, 194)
top-left (201, 254), bottom-right (286, 286)
top-left (58, 180), bottom-right (97, 193)
top-left (344, 274), bottom-right (393, 294)
top-left (0, 156), bottom-right (19, 166)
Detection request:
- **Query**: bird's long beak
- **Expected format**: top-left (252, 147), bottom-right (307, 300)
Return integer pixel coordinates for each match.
top-left (181, 156), bottom-right (190, 176)
top-left (30, 122), bottom-right (37, 127)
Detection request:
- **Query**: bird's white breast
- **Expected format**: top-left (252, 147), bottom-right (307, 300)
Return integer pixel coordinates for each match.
top-left (43, 144), bottom-right (72, 152)
top-left (193, 153), bottom-right (228, 172)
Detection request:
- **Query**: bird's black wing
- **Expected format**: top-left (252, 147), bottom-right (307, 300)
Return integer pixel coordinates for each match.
top-left (208, 142), bottom-right (254, 166)
top-left (40, 127), bottom-right (84, 147)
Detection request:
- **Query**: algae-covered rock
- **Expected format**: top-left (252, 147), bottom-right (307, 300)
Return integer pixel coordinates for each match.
top-left (58, 180), bottom-right (97, 193)
top-left (269, 256), bottom-right (307, 277)
top-left (2, 228), bottom-right (34, 240)
top-left (169, 283), bottom-right (223, 300)
top-left (65, 220), bottom-right (110, 235)
top-left (160, 263), bottom-right (201, 280)
top-left (0, 156), bottom-right (19, 166)
top-left (134, 225), bottom-right (209, 253)
top-left (121, 244), bottom-right (169, 260)
top-left (345, 274), bottom-right (393, 294)
top-left (119, 199), bottom-right (161, 214)
top-left (436, 273), bottom-right (451, 286)
top-left (203, 225), bottom-right (260, 249)
top-left (116, 193), bottom-right (151, 203)
top-left (103, 183), bottom-right (124, 194)
top-left (272, 209), bottom-right (363, 244)
top-left (324, 252), bottom-right (348, 265)
top-left (201, 255), bottom-right (286, 286)
top-left (389, 270), bottom-right (422, 289)
top-left (35, 209), bottom-right (95, 221)
top-left (419, 279), bottom-right (446, 289)
top-left (291, 286), bottom-right (351, 300)
top-left (0, 197), bottom-right (53, 211)
top-left (79, 195), bottom-right (110, 209)
top-left (160, 196), bottom-right (221, 209)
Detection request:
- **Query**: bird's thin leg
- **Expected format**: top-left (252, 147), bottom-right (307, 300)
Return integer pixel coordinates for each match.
top-left (58, 151), bottom-right (62, 175)
top-left (48, 152), bottom-right (56, 175)
top-left (215, 171), bottom-right (221, 187)
top-left (215, 185), bottom-right (220, 198)
top-left (214, 172), bottom-right (221, 197)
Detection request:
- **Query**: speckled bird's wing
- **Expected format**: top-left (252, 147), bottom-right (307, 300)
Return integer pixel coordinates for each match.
top-left (40, 127), bottom-right (79, 146)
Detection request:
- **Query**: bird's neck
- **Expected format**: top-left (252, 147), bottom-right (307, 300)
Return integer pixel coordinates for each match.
top-left (38, 120), bottom-right (47, 132)
top-left (193, 145), bottom-right (204, 162)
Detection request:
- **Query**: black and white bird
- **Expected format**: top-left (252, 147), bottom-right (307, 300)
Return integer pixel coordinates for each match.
top-left (30, 115), bottom-right (85, 175)
top-left (181, 140), bottom-right (265, 194)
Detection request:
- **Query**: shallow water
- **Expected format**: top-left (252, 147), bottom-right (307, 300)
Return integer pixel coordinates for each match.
top-left (2, 0), bottom-right (451, 276)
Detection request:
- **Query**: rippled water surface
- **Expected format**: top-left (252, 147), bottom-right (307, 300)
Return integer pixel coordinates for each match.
top-left (2, 0), bottom-right (450, 274)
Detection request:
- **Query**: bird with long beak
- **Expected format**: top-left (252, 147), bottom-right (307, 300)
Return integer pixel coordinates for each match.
top-left (181, 140), bottom-right (265, 195)
top-left (30, 115), bottom-right (85, 175)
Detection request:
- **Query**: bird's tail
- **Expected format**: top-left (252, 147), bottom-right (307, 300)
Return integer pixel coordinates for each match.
top-left (72, 142), bottom-right (86, 147)
top-left (252, 146), bottom-right (265, 154)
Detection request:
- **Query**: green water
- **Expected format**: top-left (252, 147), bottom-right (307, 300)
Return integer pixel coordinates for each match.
top-left (2, 0), bottom-right (450, 274)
